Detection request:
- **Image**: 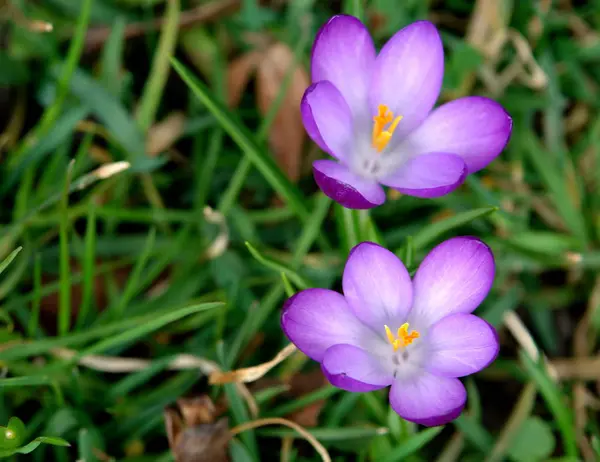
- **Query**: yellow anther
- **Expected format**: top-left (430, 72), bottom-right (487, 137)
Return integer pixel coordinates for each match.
top-left (384, 323), bottom-right (420, 351)
top-left (385, 325), bottom-right (395, 344)
top-left (372, 104), bottom-right (403, 153)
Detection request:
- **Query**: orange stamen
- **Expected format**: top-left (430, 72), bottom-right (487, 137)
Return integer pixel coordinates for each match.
top-left (372, 104), bottom-right (403, 152)
top-left (384, 323), bottom-right (420, 351)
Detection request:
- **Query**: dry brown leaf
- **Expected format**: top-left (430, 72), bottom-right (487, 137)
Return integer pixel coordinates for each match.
top-left (286, 369), bottom-right (328, 427)
top-left (226, 50), bottom-right (263, 108)
top-left (256, 42), bottom-right (309, 182)
top-left (165, 396), bottom-right (230, 462)
top-left (209, 343), bottom-right (297, 385)
top-left (146, 111), bottom-right (186, 157)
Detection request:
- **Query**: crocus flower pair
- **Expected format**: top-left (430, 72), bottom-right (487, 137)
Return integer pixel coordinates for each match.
top-left (279, 16), bottom-right (505, 427)
top-left (281, 237), bottom-right (499, 426)
top-left (302, 15), bottom-right (512, 209)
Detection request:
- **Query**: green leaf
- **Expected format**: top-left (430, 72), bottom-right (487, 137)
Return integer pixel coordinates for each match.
top-left (136, 0), bottom-right (180, 132)
top-left (507, 417), bottom-right (555, 462)
top-left (245, 242), bottom-right (310, 289)
top-left (506, 231), bottom-right (579, 256)
top-left (519, 351), bottom-right (577, 457)
top-left (0, 376), bottom-right (53, 388)
top-left (229, 438), bottom-right (255, 462)
top-left (454, 414), bottom-right (494, 453)
top-left (2, 106), bottom-right (90, 194)
top-left (15, 436), bottom-right (70, 454)
top-left (335, 204), bottom-right (361, 255)
top-left (0, 302), bottom-right (223, 362)
top-left (0, 247), bottom-right (22, 276)
top-left (170, 58), bottom-right (310, 222)
top-left (0, 417), bottom-right (25, 449)
top-left (380, 426), bottom-right (443, 462)
top-left (0, 52), bottom-right (29, 85)
top-left (444, 42), bottom-right (483, 90)
top-left (522, 132), bottom-right (589, 247)
top-left (409, 206), bottom-right (498, 251)
top-left (49, 65), bottom-right (146, 160)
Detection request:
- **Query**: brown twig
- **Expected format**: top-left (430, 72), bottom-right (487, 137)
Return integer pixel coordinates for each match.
top-left (230, 417), bottom-right (331, 462)
top-left (83, 0), bottom-right (240, 51)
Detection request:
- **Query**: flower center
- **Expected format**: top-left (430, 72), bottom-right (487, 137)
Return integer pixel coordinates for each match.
top-left (384, 323), bottom-right (420, 352)
top-left (372, 104), bottom-right (403, 153)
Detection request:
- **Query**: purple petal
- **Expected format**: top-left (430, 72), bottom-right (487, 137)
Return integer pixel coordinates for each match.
top-left (369, 21), bottom-right (444, 138)
top-left (281, 288), bottom-right (377, 362)
top-left (406, 97), bottom-right (512, 173)
top-left (426, 314), bottom-right (500, 377)
top-left (313, 159), bottom-right (386, 209)
top-left (301, 81), bottom-right (353, 161)
top-left (389, 372), bottom-right (466, 426)
top-left (409, 237), bottom-right (495, 328)
top-left (342, 242), bottom-right (413, 332)
top-left (311, 15), bottom-right (376, 119)
top-left (322, 344), bottom-right (393, 392)
top-left (380, 153), bottom-right (467, 198)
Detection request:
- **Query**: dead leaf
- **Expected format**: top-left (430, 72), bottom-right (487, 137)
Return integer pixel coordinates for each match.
top-left (146, 111), bottom-right (186, 157)
top-left (286, 369), bottom-right (328, 427)
top-left (226, 51), bottom-right (263, 108)
top-left (165, 396), bottom-right (231, 462)
top-left (209, 343), bottom-right (297, 385)
top-left (256, 42), bottom-right (309, 182)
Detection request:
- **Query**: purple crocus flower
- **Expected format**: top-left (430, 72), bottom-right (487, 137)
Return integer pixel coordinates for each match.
top-left (302, 15), bottom-right (512, 209)
top-left (281, 237), bottom-right (499, 426)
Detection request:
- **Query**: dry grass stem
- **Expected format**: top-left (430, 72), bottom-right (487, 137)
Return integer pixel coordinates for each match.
top-left (230, 417), bottom-right (331, 462)
top-left (210, 343), bottom-right (297, 384)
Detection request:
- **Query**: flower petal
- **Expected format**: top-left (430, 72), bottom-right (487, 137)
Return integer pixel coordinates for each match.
top-left (380, 153), bottom-right (467, 198)
top-left (389, 372), bottom-right (466, 426)
top-left (426, 314), bottom-right (499, 377)
top-left (281, 288), bottom-right (376, 362)
top-left (322, 344), bottom-right (393, 392)
top-left (405, 96), bottom-right (512, 173)
top-left (369, 21), bottom-right (444, 138)
top-left (301, 81), bottom-right (353, 161)
top-left (311, 15), bottom-right (376, 119)
top-left (409, 237), bottom-right (495, 328)
top-left (313, 159), bottom-right (386, 209)
top-left (342, 242), bottom-right (413, 332)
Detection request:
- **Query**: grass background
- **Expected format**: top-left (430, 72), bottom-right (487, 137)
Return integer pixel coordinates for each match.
top-left (1, 0), bottom-right (599, 460)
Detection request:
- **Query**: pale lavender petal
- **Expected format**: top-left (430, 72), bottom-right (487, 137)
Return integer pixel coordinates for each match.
top-left (322, 344), bottom-right (393, 392)
top-left (311, 15), bottom-right (376, 119)
top-left (301, 81), bottom-right (353, 161)
top-left (313, 159), bottom-right (386, 209)
top-left (405, 97), bottom-right (512, 173)
top-left (389, 372), bottom-right (466, 426)
top-left (369, 21), bottom-right (444, 138)
top-left (342, 242), bottom-right (413, 332)
top-left (409, 237), bottom-right (495, 328)
top-left (380, 153), bottom-right (467, 198)
top-left (281, 288), bottom-right (377, 362)
top-left (426, 314), bottom-right (499, 377)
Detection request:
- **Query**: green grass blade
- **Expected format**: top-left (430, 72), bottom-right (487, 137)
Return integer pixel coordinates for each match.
top-left (58, 161), bottom-right (75, 336)
top-left (518, 350), bottom-right (578, 457)
top-left (171, 58), bottom-right (309, 221)
top-left (76, 201), bottom-right (97, 329)
top-left (136, 0), bottom-right (180, 131)
top-left (410, 206), bottom-right (498, 251)
top-left (0, 247), bottom-right (22, 276)
top-left (245, 242), bottom-right (310, 289)
top-left (380, 426), bottom-right (444, 462)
